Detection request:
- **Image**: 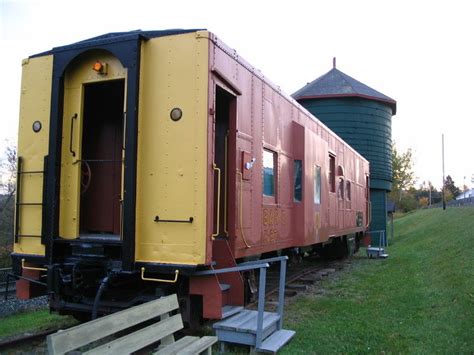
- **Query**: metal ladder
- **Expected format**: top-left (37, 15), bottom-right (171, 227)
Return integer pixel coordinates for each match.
top-left (14, 156), bottom-right (46, 243)
top-left (366, 230), bottom-right (389, 258)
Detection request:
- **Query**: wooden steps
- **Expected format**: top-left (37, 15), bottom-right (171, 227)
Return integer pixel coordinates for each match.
top-left (367, 246), bottom-right (389, 258)
top-left (221, 305), bottom-right (243, 319)
top-left (257, 329), bottom-right (296, 353)
top-left (196, 255), bottom-right (295, 353)
top-left (214, 310), bottom-right (280, 346)
top-left (214, 309), bottom-right (295, 353)
top-left (214, 308), bottom-right (295, 353)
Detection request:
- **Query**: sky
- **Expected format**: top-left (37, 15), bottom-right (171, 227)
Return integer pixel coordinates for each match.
top-left (1, 0), bottom-right (473, 190)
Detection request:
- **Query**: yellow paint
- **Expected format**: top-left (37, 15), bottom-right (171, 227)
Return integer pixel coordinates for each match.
top-left (14, 55), bottom-right (53, 256)
top-left (59, 50), bottom-right (127, 238)
top-left (135, 32), bottom-right (209, 265)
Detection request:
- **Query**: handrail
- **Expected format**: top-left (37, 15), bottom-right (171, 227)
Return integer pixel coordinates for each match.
top-left (154, 216), bottom-right (194, 223)
top-left (69, 113), bottom-right (78, 157)
top-left (193, 255), bottom-right (288, 349)
top-left (238, 255), bottom-right (288, 266)
top-left (21, 258), bottom-right (47, 272)
top-left (193, 263), bottom-right (270, 275)
top-left (255, 266), bottom-right (266, 348)
top-left (212, 163), bottom-right (221, 239)
top-left (224, 134), bottom-right (229, 235)
top-left (140, 268), bottom-right (179, 283)
top-left (367, 230), bottom-right (387, 248)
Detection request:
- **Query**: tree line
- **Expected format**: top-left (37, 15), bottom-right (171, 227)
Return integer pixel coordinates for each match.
top-left (390, 144), bottom-right (464, 212)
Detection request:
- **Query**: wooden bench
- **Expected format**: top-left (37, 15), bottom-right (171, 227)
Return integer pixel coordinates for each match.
top-left (47, 294), bottom-right (217, 354)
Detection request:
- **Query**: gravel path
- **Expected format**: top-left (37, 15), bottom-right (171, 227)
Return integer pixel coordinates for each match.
top-left (0, 295), bottom-right (48, 318)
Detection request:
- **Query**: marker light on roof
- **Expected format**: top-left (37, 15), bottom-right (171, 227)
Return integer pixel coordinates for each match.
top-left (92, 61), bottom-right (107, 74)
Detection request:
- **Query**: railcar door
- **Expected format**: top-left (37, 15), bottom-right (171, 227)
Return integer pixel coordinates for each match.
top-left (328, 152), bottom-right (337, 229)
top-left (213, 86), bottom-right (237, 238)
top-left (59, 50), bottom-right (127, 239)
top-left (79, 80), bottom-right (124, 236)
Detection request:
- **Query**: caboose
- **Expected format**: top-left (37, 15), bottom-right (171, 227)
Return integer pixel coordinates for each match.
top-left (12, 29), bottom-right (370, 321)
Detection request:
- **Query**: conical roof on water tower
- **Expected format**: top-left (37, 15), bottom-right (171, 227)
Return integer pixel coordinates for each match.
top-left (293, 61), bottom-right (396, 239)
top-left (293, 65), bottom-right (396, 114)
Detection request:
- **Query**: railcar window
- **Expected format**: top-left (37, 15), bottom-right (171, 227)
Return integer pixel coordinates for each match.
top-left (329, 154), bottom-right (336, 193)
top-left (338, 177), bottom-right (344, 200)
top-left (314, 165), bottom-right (321, 204)
top-left (294, 160), bottom-right (302, 202)
top-left (346, 180), bottom-right (351, 201)
top-left (263, 150), bottom-right (276, 197)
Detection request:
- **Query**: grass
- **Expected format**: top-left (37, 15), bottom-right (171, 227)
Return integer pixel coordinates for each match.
top-left (1, 207), bottom-right (472, 352)
top-left (0, 310), bottom-right (77, 340)
top-left (282, 207), bottom-right (474, 354)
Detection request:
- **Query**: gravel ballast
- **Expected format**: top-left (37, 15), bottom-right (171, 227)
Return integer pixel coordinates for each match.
top-left (0, 296), bottom-right (48, 318)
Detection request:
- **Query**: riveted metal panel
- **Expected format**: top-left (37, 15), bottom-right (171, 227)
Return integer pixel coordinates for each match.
top-left (13, 55), bottom-right (53, 256)
top-left (135, 32), bottom-right (209, 265)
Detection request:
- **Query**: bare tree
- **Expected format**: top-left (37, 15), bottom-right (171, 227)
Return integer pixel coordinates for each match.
top-left (0, 143), bottom-right (17, 212)
top-left (0, 143), bottom-right (17, 253)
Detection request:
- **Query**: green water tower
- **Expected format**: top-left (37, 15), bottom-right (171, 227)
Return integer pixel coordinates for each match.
top-left (293, 60), bottom-right (396, 244)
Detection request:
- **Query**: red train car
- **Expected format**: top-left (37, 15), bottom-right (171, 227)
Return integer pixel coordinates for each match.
top-left (190, 33), bottom-right (370, 318)
top-left (12, 30), bottom-right (369, 321)
top-left (207, 34), bottom-right (369, 258)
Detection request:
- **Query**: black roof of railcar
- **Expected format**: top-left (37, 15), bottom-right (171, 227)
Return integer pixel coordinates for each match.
top-left (292, 67), bottom-right (397, 114)
top-left (32, 29), bottom-right (204, 57)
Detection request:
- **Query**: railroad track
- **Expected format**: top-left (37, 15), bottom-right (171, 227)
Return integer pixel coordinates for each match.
top-left (0, 256), bottom-right (351, 352)
top-left (0, 329), bottom-right (56, 353)
top-left (247, 255), bottom-right (351, 309)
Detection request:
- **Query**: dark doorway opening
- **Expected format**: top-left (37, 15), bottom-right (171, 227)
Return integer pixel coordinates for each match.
top-left (80, 80), bottom-right (125, 237)
top-left (213, 86), bottom-right (236, 238)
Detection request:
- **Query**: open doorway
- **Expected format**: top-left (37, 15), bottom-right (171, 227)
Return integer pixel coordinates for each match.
top-left (213, 86), bottom-right (236, 238)
top-left (79, 80), bottom-right (125, 237)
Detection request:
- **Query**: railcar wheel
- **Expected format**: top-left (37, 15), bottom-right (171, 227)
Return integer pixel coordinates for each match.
top-left (317, 237), bottom-right (349, 260)
top-left (81, 161), bottom-right (92, 194)
top-left (72, 312), bottom-right (92, 322)
top-left (333, 237), bottom-right (349, 259)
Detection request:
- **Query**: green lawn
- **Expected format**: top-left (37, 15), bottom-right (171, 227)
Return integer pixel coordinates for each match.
top-left (1, 207), bottom-right (472, 352)
top-left (0, 310), bottom-right (76, 340)
top-left (282, 207), bottom-right (474, 354)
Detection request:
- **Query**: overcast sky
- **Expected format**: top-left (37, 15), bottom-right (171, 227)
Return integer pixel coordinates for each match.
top-left (1, 0), bottom-right (473, 189)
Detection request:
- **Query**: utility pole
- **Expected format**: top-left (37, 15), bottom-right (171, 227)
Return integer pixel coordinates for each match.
top-left (464, 176), bottom-right (466, 198)
top-left (442, 134), bottom-right (446, 210)
top-left (428, 181), bottom-right (432, 206)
